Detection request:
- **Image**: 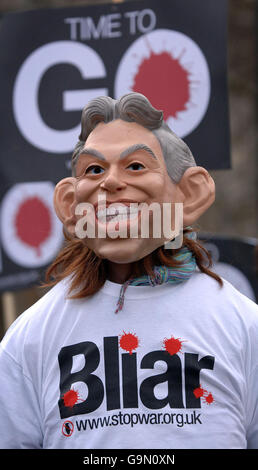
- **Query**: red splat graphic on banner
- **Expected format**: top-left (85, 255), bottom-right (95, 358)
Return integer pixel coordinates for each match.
top-left (119, 331), bottom-right (139, 355)
top-left (14, 196), bottom-right (51, 256)
top-left (132, 50), bottom-right (190, 120)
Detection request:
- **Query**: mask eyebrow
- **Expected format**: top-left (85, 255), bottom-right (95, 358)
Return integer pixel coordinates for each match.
top-left (120, 144), bottom-right (157, 160)
top-left (79, 148), bottom-right (106, 161)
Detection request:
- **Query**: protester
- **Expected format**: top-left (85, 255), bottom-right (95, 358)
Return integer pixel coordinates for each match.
top-left (0, 93), bottom-right (257, 449)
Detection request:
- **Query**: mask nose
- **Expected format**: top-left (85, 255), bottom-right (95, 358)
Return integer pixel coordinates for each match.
top-left (100, 169), bottom-right (127, 193)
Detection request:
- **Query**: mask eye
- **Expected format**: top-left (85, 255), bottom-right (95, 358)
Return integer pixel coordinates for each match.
top-left (127, 162), bottom-right (145, 171)
top-left (85, 165), bottom-right (105, 175)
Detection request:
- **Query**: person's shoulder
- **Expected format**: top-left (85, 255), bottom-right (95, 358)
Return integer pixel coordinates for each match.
top-left (187, 270), bottom-right (258, 324)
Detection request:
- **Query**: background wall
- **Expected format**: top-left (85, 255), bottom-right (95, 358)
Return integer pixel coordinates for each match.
top-left (0, 0), bottom-right (257, 336)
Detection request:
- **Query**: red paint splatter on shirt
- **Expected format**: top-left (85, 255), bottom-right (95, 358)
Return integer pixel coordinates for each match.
top-left (193, 386), bottom-right (205, 399)
top-left (163, 336), bottom-right (184, 355)
top-left (119, 331), bottom-right (139, 355)
top-left (205, 393), bottom-right (214, 405)
top-left (62, 389), bottom-right (80, 408)
top-left (193, 385), bottom-right (214, 405)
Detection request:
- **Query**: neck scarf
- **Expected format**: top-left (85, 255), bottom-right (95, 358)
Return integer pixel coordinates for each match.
top-left (114, 231), bottom-right (197, 313)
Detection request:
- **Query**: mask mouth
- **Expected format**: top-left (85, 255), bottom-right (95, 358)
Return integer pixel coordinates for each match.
top-left (96, 204), bottom-right (140, 223)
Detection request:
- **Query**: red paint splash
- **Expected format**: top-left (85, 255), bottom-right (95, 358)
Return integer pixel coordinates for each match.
top-left (14, 196), bottom-right (51, 256)
top-left (163, 336), bottom-right (184, 355)
top-left (193, 386), bottom-right (205, 399)
top-left (132, 50), bottom-right (190, 120)
top-left (62, 389), bottom-right (80, 408)
top-left (205, 392), bottom-right (214, 405)
top-left (193, 384), bottom-right (214, 405)
top-left (119, 331), bottom-right (139, 355)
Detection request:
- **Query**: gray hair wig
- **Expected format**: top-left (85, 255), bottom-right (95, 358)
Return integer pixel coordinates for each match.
top-left (71, 92), bottom-right (196, 183)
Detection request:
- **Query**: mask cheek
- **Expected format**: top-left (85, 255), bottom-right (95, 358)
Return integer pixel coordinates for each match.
top-left (54, 177), bottom-right (77, 235)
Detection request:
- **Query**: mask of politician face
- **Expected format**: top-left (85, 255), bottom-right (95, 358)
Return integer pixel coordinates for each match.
top-left (54, 118), bottom-right (215, 264)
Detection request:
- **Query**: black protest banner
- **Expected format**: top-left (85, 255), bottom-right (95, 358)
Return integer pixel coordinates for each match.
top-left (0, 0), bottom-right (230, 290)
top-left (199, 234), bottom-right (258, 303)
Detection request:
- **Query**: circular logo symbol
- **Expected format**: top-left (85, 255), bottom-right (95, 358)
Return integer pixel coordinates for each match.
top-left (62, 420), bottom-right (74, 437)
top-left (0, 182), bottom-right (63, 267)
top-left (114, 29), bottom-right (211, 138)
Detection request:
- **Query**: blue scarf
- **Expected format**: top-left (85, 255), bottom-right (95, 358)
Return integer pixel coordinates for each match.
top-left (115, 231), bottom-right (197, 313)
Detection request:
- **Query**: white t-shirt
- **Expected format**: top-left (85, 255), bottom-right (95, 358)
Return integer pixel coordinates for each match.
top-left (0, 271), bottom-right (258, 449)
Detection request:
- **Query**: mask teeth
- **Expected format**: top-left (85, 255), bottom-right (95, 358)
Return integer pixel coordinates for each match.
top-left (97, 206), bottom-right (139, 221)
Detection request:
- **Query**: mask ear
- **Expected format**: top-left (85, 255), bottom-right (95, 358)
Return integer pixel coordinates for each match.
top-left (53, 177), bottom-right (77, 235)
top-left (178, 166), bottom-right (215, 226)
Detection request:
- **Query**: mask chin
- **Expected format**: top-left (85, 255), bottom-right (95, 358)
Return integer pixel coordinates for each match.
top-left (86, 236), bottom-right (164, 265)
